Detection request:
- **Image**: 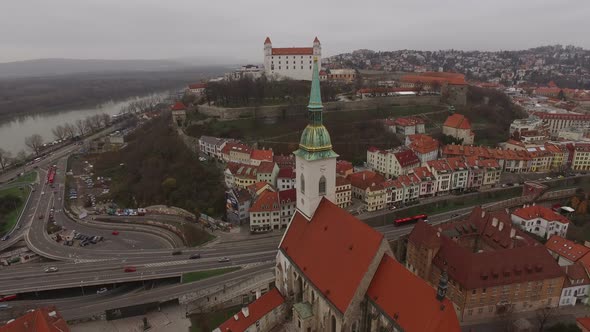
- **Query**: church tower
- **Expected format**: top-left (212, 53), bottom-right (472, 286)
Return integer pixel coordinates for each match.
top-left (293, 57), bottom-right (338, 219)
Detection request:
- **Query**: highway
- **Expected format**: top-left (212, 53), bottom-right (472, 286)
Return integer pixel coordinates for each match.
top-left (0, 262), bottom-right (274, 321)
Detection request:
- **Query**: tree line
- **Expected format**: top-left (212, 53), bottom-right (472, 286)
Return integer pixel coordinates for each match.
top-left (204, 76), bottom-right (346, 107)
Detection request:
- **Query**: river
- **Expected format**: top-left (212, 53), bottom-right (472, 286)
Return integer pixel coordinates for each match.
top-left (0, 92), bottom-right (171, 155)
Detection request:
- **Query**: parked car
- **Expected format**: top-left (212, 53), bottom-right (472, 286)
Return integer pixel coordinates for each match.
top-left (172, 250), bottom-right (182, 256)
top-left (124, 266), bottom-right (137, 272)
top-left (217, 257), bottom-right (230, 263)
top-left (189, 253), bottom-right (201, 259)
top-left (44, 266), bottom-right (59, 273)
top-left (96, 287), bottom-right (108, 294)
top-left (112, 231), bottom-right (119, 235)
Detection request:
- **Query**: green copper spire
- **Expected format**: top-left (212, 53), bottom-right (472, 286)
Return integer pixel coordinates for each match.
top-left (293, 57), bottom-right (339, 161)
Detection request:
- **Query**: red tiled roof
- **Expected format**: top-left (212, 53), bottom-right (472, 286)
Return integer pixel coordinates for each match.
top-left (546, 236), bottom-right (590, 263)
top-left (401, 72), bottom-right (466, 86)
top-left (250, 149), bottom-right (273, 162)
top-left (257, 161), bottom-right (276, 174)
top-left (443, 114), bottom-right (472, 130)
top-left (408, 134), bottom-right (439, 154)
top-left (235, 164), bottom-right (258, 179)
top-left (249, 189), bottom-right (279, 213)
top-left (272, 47), bottom-right (313, 55)
top-left (533, 112), bottom-right (590, 121)
top-left (222, 142), bottom-right (252, 155)
top-left (408, 220), bottom-right (441, 249)
top-left (393, 116), bottom-right (425, 127)
top-left (273, 154), bottom-right (294, 168)
top-left (277, 167), bottom-right (295, 179)
top-left (513, 205), bottom-right (570, 224)
top-left (445, 157), bottom-right (467, 171)
top-left (562, 263), bottom-right (590, 287)
top-left (279, 198), bottom-right (384, 313)
top-left (217, 288), bottom-right (284, 332)
top-left (336, 160), bottom-right (354, 175)
top-left (367, 256), bottom-right (461, 332)
top-left (188, 83), bottom-right (207, 89)
top-left (412, 166), bottom-right (434, 180)
top-left (171, 101), bottom-right (186, 111)
top-left (2, 306), bottom-right (70, 332)
top-left (427, 159), bottom-right (452, 173)
top-left (347, 171), bottom-right (385, 190)
top-left (248, 181), bottom-right (271, 194)
top-left (577, 317), bottom-right (590, 330)
top-left (336, 176), bottom-right (351, 187)
top-left (278, 188), bottom-right (296, 203)
top-left (394, 150), bottom-right (420, 168)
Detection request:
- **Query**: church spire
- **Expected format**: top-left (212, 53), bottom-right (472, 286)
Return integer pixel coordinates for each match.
top-left (293, 58), bottom-right (338, 161)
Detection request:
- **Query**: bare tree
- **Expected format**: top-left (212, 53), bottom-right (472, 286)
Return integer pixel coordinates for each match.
top-left (0, 148), bottom-right (12, 171)
top-left (51, 125), bottom-right (67, 140)
top-left (100, 113), bottom-right (111, 127)
top-left (24, 134), bottom-right (43, 156)
top-left (63, 123), bottom-right (76, 139)
top-left (90, 114), bottom-right (102, 130)
top-left (16, 150), bottom-right (27, 163)
top-left (75, 119), bottom-right (86, 136)
top-left (535, 306), bottom-right (556, 332)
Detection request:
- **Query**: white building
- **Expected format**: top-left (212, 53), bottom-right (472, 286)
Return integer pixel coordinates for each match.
top-left (198, 136), bottom-right (235, 160)
top-left (263, 37), bottom-right (321, 81)
top-left (511, 205), bottom-right (570, 239)
top-left (277, 167), bottom-right (296, 191)
top-left (559, 263), bottom-right (590, 307)
top-left (366, 147), bottom-right (420, 178)
top-left (225, 65), bottom-right (264, 81)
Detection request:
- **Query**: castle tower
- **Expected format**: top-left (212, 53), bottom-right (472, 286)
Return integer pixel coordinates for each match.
top-left (264, 36), bottom-right (272, 56)
top-left (313, 36), bottom-right (321, 56)
top-left (293, 57), bottom-right (338, 218)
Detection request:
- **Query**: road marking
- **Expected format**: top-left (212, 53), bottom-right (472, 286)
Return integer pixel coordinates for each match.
top-left (143, 260), bottom-right (192, 268)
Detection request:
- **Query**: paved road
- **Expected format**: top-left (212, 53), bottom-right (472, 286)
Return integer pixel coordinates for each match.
top-left (0, 262), bottom-right (274, 321)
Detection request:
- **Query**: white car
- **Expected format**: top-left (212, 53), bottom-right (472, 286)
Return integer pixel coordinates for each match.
top-left (44, 266), bottom-right (59, 273)
top-left (96, 287), bottom-right (107, 294)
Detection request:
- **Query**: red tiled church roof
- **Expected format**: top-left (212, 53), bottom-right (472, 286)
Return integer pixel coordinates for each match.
top-left (367, 255), bottom-right (461, 332)
top-left (279, 198), bottom-right (384, 313)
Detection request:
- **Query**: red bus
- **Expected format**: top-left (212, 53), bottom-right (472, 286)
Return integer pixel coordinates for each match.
top-left (393, 214), bottom-right (428, 226)
top-left (47, 166), bottom-right (56, 184)
top-left (0, 294), bottom-right (17, 302)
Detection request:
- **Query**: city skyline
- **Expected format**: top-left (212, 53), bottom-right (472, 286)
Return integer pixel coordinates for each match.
top-left (1, 0), bottom-right (589, 63)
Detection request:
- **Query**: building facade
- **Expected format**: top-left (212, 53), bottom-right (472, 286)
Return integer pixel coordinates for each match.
top-left (263, 37), bottom-right (321, 81)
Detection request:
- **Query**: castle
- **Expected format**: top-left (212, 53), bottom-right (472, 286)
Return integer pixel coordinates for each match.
top-left (263, 37), bottom-right (321, 81)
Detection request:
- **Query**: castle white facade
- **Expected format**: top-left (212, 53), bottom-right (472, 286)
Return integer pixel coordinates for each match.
top-left (263, 37), bottom-right (321, 81)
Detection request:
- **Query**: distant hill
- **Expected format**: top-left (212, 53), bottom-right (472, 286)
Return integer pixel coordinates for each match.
top-left (0, 57), bottom-right (240, 79)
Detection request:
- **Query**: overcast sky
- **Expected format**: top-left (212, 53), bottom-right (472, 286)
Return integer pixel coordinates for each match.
top-left (1, 0), bottom-right (588, 63)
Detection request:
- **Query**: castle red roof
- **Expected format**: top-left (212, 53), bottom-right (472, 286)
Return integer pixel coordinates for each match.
top-left (264, 37), bottom-right (272, 45)
top-left (513, 205), bottom-right (570, 224)
top-left (367, 256), bottom-right (461, 332)
top-left (217, 288), bottom-right (284, 332)
top-left (313, 36), bottom-right (320, 43)
top-left (272, 48), bottom-right (314, 55)
top-left (443, 114), bottom-right (472, 130)
top-left (279, 198), bottom-right (384, 313)
top-left (171, 101), bottom-right (186, 111)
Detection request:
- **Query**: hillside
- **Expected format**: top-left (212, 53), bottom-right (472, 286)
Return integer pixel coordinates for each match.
top-left (94, 113), bottom-right (226, 216)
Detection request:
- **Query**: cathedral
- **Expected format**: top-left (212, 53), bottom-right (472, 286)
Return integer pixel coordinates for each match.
top-left (215, 58), bottom-right (460, 332)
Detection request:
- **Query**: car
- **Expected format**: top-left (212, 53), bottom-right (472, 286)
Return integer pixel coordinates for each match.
top-left (112, 231), bottom-right (119, 235)
top-left (217, 257), bottom-right (230, 263)
top-left (501, 184), bottom-right (507, 188)
top-left (44, 266), bottom-right (59, 273)
top-left (124, 266), bottom-right (137, 272)
top-left (189, 253), bottom-right (201, 259)
top-left (0, 304), bottom-right (12, 310)
top-left (545, 177), bottom-right (552, 180)
top-left (96, 287), bottom-right (108, 294)
top-left (172, 250), bottom-right (182, 256)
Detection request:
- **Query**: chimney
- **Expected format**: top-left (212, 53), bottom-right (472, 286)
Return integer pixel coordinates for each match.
top-left (510, 228), bottom-right (516, 238)
top-left (234, 314), bottom-right (239, 321)
top-left (241, 307), bottom-right (250, 318)
top-left (363, 173), bottom-right (366, 181)
top-left (492, 217), bottom-right (498, 227)
top-left (499, 222), bottom-right (504, 231)
top-left (481, 210), bottom-right (486, 218)
top-left (436, 271), bottom-right (449, 302)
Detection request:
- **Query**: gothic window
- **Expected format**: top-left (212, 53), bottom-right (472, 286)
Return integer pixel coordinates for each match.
top-left (319, 176), bottom-right (326, 196)
top-left (301, 174), bottom-right (305, 194)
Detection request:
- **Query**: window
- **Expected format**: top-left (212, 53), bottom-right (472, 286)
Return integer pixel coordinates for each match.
top-left (301, 174), bottom-right (305, 194)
